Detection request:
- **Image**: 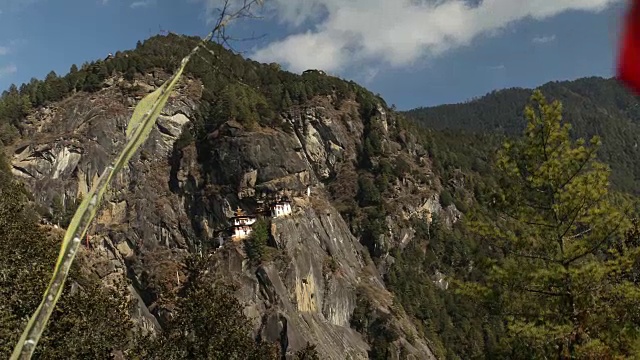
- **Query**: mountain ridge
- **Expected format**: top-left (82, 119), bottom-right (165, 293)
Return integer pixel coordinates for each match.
top-left (3, 32), bottom-right (637, 359)
top-left (404, 76), bottom-right (640, 194)
top-left (1, 33), bottom-right (449, 359)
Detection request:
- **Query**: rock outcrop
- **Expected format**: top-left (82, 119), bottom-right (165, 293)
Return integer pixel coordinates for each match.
top-left (6, 72), bottom-right (442, 359)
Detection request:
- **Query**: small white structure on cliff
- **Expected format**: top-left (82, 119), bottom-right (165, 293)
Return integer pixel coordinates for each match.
top-left (271, 197), bottom-right (292, 218)
top-left (231, 207), bottom-right (256, 241)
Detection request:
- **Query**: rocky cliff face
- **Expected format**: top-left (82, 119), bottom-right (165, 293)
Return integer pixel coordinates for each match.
top-left (5, 70), bottom-right (447, 358)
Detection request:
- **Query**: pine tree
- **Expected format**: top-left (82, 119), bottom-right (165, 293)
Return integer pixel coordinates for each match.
top-left (245, 219), bottom-right (269, 264)
top-left (83, 73), bottom-right (102, 92)
top-left (464, 90), bottom-right (640, 358)
top-left (282, 89), bottom-right (293, 109)
top-left (133, 256), bottom-right (280, 359)
top-left (50, 194), bottom-right (65, 226)
top-left (68, 64), bottom-right (80, 92)
top-left (43, 71), bottom-right (58, 100)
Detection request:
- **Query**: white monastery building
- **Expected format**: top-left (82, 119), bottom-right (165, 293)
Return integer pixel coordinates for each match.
top-left (231, 207), bottom-right (256, 241)
top-left (271, 197), bottom-right (292, 218)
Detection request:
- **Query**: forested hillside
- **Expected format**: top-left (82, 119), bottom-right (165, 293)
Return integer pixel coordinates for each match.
top-left (405, 77), bottom-right (640, 193)
top-left (0, 33), bottom-right (376, 148)
top-left (1, 32), bottom-right (640, 360)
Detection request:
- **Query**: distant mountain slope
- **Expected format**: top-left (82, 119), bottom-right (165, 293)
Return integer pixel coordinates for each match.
top-left (404, 77), bottom-right (640, 193)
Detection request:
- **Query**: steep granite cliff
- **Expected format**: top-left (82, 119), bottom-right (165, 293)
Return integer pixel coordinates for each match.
top-left (0, 35), bottom-right (478, 359)
top-left (3, 35), bottom-right (461, 359)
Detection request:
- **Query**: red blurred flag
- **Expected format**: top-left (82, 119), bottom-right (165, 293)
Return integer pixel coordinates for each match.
top-left (618, 0), bottom-right (640, 94)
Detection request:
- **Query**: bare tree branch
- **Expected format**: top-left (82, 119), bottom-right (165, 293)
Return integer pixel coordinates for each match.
top-left (207, 0), bottom-right (265, 53)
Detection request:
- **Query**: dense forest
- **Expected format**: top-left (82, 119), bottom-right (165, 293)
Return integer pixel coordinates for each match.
top-left (404, 77), bottom-right (640, 194)
top-left (1, 32), bottom-right (640, 359)
top-left (388, 90), bottom-right (640, 359)
top-left (0, 34), bottom-right (383, 147)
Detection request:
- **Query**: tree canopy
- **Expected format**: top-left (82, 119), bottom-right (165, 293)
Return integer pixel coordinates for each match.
top-left (133, 256), bottom-right (280, 359)
top-left (0, 152), bottom-right (136, 359)
top-left (462, 90), bottom-right (640, 358)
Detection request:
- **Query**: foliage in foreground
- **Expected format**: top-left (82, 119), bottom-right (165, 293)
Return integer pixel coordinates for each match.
top-left (0, 153), bottom-right (135, 359)
top-left (132, 256), bottom-right (280, 359)
top-left (0, 152), bottom-right (284, 359)
top-left (461, 90), bottom-right (640, 358)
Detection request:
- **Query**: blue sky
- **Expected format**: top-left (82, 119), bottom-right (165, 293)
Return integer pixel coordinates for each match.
top-left (0, 0), bottom-right (629, 109)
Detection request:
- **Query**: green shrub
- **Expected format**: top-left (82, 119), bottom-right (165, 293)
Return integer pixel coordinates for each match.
top-left (244, 219), bottom-right (269, 264)
top-left (439, 189), bottom-right (453, 208)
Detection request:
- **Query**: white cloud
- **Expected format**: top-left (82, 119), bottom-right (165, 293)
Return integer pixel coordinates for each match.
top-left (532, 34), bottom-right (557, 43)
top-left (0, 64), bottom-right (17, 78)
top-left (488, 64), bottom-right (506, 70)
top-left (130, 0), bottom-right (155, 8)
top-left (246, 0), bottom-right (621, 74)
top-left (0, 46), bottom-right (8, 55)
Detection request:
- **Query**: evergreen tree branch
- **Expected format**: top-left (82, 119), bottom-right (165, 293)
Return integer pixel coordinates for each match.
top-left (563, 212), bottom-right (628, 266)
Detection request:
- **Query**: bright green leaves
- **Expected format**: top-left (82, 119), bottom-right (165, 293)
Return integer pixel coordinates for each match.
top-left (126, 84), bottom-right (165, 139)
top-left (123, 62), bottom-right (186, 165)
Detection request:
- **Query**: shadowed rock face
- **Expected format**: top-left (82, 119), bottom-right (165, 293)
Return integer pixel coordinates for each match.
top-left (7, 76), bottom-right (439, 359)
top-left (205, 123), bottom-right (311, 195)
top-left (210, 205), bottom-right (371, 359)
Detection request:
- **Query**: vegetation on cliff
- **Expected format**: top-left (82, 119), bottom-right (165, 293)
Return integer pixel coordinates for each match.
top-left (387, 91), bottom-right (640, 359)
top-left (0, 149), bottom-right (287, 359)
top-left (133, 256), bottom-right (281, 359)
top-left (0, 33), bottom-right (383, 147)
top-left (0, 153), bottom-right (136, 358)
top-left (2, 29), bottom-right (640, 360)
top-left (405, 77), bottom-right (640, 194)
top-left (0, 29), bottom-right (329, 358)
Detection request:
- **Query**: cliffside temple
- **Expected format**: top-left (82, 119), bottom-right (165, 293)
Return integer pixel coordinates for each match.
top-left (230, 207), bottom-right (256, 241)
top-left (271, 196), bottom-right (292, 218)
top-left (228, 194), bottom-right (294, 241)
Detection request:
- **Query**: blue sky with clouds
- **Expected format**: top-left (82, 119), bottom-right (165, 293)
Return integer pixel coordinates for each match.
top-left (0, 0), bottom-right (629, 109)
